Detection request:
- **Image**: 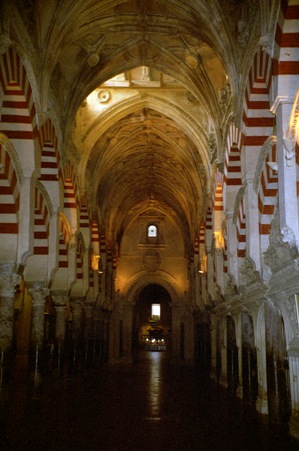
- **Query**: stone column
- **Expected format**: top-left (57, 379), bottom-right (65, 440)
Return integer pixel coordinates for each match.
top-left (288, 338), bottom-right (299, 441)
top-left (210, 314), bottom-right (217, 380)
top-left (171, 303), bottom-right (184, 364)
top-left (70, 298), bottom-right (83, 343)
top-left (83, 304), bottom-right (93, 367)
top-left (122, 301), bottom-right (134, 362)
top-left (0, 262), bottom-right (20, 407)
top-left (52, 291), bottom-right (67, 373)
top-left (256, 340), bottom-right (268, 414)
top-left (69, 298), bottom-right (82, 373)
top-left (28, 284), bottom-right (48, 395)
top-left (0, 262), bottom-right (20, 352)
top-left (92, 309), bottom-right (101, 367)
top-left (103, 309), bottom-right (111, 363)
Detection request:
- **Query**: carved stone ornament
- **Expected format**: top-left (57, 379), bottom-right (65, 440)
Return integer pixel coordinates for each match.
top-left (88, 53), bottom-right (100, 67)
top-left (97, 90), bottom-right (111, 103)
top-left (224, 273), bottom-right (239, 299)
top-left (142, 251), bottom-right (161, 272)
top-left (263, 209), bottom-right (298, 274)
top-left (239, 256), bottom-right (261, 289)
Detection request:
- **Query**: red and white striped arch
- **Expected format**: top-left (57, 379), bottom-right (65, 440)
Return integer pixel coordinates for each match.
top-left (243, 48), bottom-right (275, 153)
top-left (91, 219), bottom-right (100, 255)
top-left (39, 119), bottom-right (61, 182)
top-left (76, 234), bottom-right (84, 280)
top-left (240, 45), bottom-right (275, 257)
top-left (58, 215), bottom-right (71, 269)
top-left (0, 48), bottom-right (37, 144)
top-left (212, 171), bottom-right (224, 231)
top-left (236, 195), bottom-right (246, 258)
top-left (63, 162), bottom-right (79, 231)
top-left (258, 141), bottom-right (278, 238)
top-left (0, 143), bottom-right (20, 254)
top-left (89, 249), bottom-right (95, 289)
top-left (273, 1), bottom-right (299, 84)
top-left (33, 186), bottom-right (50, 255)
top-left (79, 200), bottom-right (90, 230)
top-left (224, 123), bottom-right (243, 187)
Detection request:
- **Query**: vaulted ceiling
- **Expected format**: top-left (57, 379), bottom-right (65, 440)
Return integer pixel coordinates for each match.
top-left (8, 0), bottom-right (262, 249)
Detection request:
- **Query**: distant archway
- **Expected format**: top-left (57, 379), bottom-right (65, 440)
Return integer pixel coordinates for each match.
top-left (133, 284), bottom-right (172, 353)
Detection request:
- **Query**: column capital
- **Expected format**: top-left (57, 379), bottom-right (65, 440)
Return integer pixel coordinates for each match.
top-left (28, 283), bottom-right (49, 306)
top-left (51, 290), bottom-right (68, 306)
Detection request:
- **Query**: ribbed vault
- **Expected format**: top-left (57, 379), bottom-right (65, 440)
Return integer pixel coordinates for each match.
top-left (12, 0), bottom-right (261, 251)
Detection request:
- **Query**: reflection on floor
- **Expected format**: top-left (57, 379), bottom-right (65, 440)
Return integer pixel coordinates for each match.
top-left (2, 350), bottom-right (298, 451)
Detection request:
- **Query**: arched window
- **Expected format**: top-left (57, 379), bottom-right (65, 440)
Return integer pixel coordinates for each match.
top-left (148, 224), bottom-right (157, 237)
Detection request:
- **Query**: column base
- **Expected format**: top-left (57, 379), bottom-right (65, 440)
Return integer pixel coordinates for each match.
top-left (256, 394), bottom-right (268, 415)
top-left (237, 384), bottom-right (243, 399)
top-left (289, 412), bottom-right (299, 441)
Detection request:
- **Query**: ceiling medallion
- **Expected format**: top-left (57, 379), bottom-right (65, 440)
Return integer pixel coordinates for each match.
top-left (142, 251), bottom-right (161, 272)
top-left (87, 53), bottom-right (99, 67)
top-left (185, 54), bottom-right (198, 69)
top-left (97, 90), bottom-right (111, 103)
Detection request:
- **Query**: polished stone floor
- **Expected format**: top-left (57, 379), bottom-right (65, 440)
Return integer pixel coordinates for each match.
top-left (2, 350), bottom-right (298, 451)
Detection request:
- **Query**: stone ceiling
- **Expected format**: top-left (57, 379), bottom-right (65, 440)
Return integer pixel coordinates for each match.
top-left (8, 0), bottom-right (261, 248)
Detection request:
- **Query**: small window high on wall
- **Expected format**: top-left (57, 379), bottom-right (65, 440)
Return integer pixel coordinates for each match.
top-left (151, 303), bottom-right (160, 321)
top-left (148, 224), bottom-right (157, 237)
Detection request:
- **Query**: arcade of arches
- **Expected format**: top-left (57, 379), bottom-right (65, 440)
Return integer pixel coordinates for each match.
top-left (0, 0), bottom-right (299, 442)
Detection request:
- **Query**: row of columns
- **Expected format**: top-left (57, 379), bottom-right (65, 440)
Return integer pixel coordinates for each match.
top-left (209, 310), bottom-right (299, 440)
top-left (0, 264), bottom-right (111, 402)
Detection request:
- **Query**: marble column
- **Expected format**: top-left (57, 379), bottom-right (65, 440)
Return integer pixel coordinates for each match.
top-left (28, 284), bottom-right (48, 395)
top-left (288, 338), bottom-right (299, 441)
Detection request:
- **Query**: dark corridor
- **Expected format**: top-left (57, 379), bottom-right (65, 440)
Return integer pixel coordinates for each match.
top-left (2, 351), bottom-right (297, 451)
